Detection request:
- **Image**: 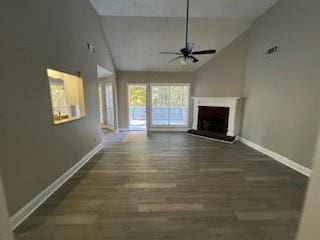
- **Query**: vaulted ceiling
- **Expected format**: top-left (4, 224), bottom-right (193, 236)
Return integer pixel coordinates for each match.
top-left (90, 0), bottom-right (278, 72)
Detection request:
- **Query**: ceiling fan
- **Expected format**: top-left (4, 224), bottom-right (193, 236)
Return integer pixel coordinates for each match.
top-left (160, 0), bottom-right (216, 64)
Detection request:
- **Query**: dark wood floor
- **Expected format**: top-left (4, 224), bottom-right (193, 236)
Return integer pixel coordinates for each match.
top-left (15, 132), bottom-right (308, 240)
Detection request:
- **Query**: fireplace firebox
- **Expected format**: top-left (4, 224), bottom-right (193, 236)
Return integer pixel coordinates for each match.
top-left (198, 106), bottom-right (229, 133)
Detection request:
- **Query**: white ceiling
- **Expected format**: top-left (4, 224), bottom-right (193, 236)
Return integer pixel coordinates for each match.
top-left (90, 0), bottom-right (278, 72)
top-left (97, 65), bottom-right (114, 78)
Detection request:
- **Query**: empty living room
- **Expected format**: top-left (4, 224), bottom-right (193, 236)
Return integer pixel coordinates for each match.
top-left (1, 0), bottom-right (320, 239)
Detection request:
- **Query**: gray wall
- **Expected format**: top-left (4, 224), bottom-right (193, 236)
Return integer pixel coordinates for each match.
top-left (241, 0), bottom-right (320, 168)
top-left (117, 71), bottom-right (195, 129)
top-left (0, 175), bottom-right (14, 240)
top-left (194, 31), bottom-right (249, 97)
top-left (0, 0), bottom-right (114, 215)
top-left (297, 130), bottom-right (320, 239)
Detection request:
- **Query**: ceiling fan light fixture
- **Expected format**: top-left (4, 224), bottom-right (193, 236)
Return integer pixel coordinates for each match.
top-left (179, 57), bottom-right (188, 65)
top-left (186, 57), bottom-right (193, 64)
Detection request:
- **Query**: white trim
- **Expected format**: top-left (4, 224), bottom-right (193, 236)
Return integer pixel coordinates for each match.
top-left (149, 127), bottom-right (189, 132)
top-left (187, 133), bottom-right (236, 144)
top-left (10, 142), bottom-right (104, 230)
top-left (238, 137), bottom-right (311, 177)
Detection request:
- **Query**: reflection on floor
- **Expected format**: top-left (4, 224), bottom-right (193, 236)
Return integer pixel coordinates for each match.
top-left (122, 131), bottom-right (147, 143)
top-left (129, 120), bottom-right (146, 131)
top-left (15, 132), bottom-right (308, 240)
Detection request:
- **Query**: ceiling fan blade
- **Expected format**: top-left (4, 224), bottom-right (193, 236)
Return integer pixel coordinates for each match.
top-left (188, 56), bottom-right (199, 63)
top-left (160, 52), bottom-right (182, 55)
top-left (169, 56), bottom-right (184, 63)
top-left (192, 49), bottom-right (216, 55)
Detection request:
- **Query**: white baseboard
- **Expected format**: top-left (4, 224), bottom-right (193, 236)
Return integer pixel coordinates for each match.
top-left (238, 137), bottom-right (311, 177)
top-left (10, 142), bottom-right (104, 230)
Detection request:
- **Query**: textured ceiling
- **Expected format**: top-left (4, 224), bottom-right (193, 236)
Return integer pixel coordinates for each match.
top-left (90, 0), bottom-right (278, 19)
top-left (90, 0), bottom-right (278, 72)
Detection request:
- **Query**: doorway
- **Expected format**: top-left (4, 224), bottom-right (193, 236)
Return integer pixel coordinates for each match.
top-left (128, 84), bottom-right (147, 131)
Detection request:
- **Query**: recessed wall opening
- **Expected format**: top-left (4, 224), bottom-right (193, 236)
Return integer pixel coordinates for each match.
top-left (47, 68), bottom-right (86, 125)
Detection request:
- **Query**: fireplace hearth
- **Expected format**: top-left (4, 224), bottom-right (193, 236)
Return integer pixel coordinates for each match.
top-left (188, 106), bottom-right (235, 142)
top-left (189, 97), bottom-right (242, 143)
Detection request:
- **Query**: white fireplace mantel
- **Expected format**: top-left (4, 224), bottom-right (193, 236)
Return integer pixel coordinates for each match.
top-left (192, 97), bottom-right (242, 137)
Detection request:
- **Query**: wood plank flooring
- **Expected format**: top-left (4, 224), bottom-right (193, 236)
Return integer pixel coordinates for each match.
top-left (14, 132), bottom-right (308, 240)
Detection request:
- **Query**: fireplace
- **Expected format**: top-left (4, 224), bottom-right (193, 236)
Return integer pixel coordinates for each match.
top-left (188, 97), bottom-right (242, 143)
top-left (198, 106), bottom-right (229, 134)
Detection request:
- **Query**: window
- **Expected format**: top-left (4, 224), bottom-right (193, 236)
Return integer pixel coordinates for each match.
top-left (47, 69), bottom-right (86, 124)
top-left (105, 83), bottom-right (114, 125)
top-left (151, 84), bottom-right (190, 127)
top-left (98, 83), bottom-right (104, 124)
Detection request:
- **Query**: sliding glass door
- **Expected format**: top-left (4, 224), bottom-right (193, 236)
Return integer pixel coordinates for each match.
top-left (151, 84), bottom-right (190, 127)
top-left (128, 84), bottom-right (147, 131)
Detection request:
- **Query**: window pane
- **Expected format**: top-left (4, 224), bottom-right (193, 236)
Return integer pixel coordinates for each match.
top-left (106, 84), bottom-right (114, 125)
top-left (98, 84), bottom-right (104, 124)
top-left (151, 86), bottom-right (170, 126)
top-left (169, 86), bottom-right (189, 126)
top-left (129, 85), bottom-right (147, 130)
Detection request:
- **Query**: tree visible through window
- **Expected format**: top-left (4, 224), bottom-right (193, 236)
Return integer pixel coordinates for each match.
top-left (128, 85), bottom-right (147, 130)
top-left (129, 86), bottom-right (146, 107)
top-left (151, 84), bottom-right (190, 126)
